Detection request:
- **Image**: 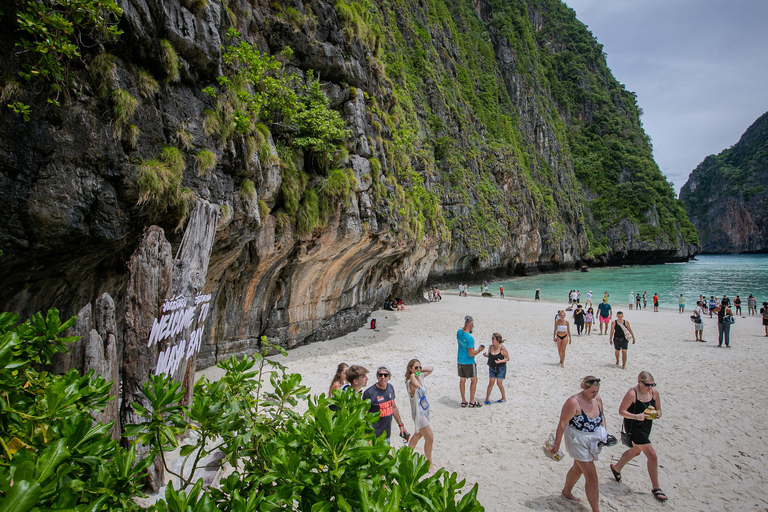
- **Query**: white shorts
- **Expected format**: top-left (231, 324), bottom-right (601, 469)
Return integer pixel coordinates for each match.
top-left (564, 425), bottom-right (606, 462)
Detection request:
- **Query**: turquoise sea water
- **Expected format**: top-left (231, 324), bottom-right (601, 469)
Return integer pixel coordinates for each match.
top-left (492, 254), bottom-right (768, 310)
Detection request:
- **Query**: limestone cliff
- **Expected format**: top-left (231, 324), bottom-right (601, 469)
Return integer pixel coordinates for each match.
top-left (680, 111), bottom-right (768, 253)
top-left (0, 0), bottom-right (698, 366)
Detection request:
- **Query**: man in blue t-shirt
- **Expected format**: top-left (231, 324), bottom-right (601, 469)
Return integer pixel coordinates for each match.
top-left (597, 299), bottom-right (612, 335)
top-left (362, 365), bottom-right (406, 444)
top-left (457, 315), bottom-right (485, 408)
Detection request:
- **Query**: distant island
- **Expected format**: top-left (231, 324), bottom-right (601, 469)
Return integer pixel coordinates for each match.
top-left (680, 111), bottom-right (768, 253)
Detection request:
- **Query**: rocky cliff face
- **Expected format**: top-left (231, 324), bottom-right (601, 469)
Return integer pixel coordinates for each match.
top-left (680, 111), bottom-right (768, 253)
top-left (0, 0), bottom-right (698, 369)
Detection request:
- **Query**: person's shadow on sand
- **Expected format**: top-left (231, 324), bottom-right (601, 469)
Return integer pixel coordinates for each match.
top-left (524, 494), bottom-right (587, 510)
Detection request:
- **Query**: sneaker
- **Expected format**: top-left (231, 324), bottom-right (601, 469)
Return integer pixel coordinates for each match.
top-left (599, 434), bottom-right (618, 447)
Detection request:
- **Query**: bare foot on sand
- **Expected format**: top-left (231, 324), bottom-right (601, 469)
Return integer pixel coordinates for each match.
top-left (562, 490), bottom-right (581, 502)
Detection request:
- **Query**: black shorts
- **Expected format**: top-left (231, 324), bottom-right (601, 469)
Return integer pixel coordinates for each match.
top-left (457, 363), bottom-right (477, 378)
top-left (614, 338), bottom-right (628, 350)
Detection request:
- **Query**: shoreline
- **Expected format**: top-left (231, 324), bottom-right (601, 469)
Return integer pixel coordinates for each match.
top-left (209, 294), bottom-right (768, 511)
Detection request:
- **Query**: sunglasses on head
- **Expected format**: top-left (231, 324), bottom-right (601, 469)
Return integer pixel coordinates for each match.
top-left (641, 382), bottom-right (656, 387)
top-left (584, 378), bottom-right (601, 385)
top-left (377, 372), bottom-right (390, 377)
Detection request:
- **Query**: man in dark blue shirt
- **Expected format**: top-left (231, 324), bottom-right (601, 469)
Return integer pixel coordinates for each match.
top-left (362, 365), bottom-right (406, 444)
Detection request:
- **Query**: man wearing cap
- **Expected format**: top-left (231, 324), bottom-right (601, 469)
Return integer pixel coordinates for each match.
top-left (457, 315), bottom-right (485, 408)
top-left (362, 365), bottom-right (406, 443)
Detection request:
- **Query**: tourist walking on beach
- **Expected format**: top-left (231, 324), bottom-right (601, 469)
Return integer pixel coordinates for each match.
top-left (652, 293), bottom-right (659, 312)
top-left (597, 298), bottom-right (612, 335)
top-left (499, 285), bottom-right (504, 298)
top-left (405, 359), bottom-right (434, 468)
top-left (734, 295), bottom-right (742, 315)
top-left (714, 300), bottom-right (734, 347)
top-left (609, 312), bottom-right (635, 369)
top-left (709, 296), bottom-right (717, 318)
top-left (554, 310), bottom-right (572, 368)
top-left (610, 371), bottom-right (667, 502)
top-left (535, 288), bottom-right (540, 301)
top-left (457, 316), bottom-right (485, 407)
top-left (635, 293), bottom-right (641, 309)
top-left (363, 365), bottom-right (407, 444)
top-left (549, 376), bottom-right (607, 512)
top-left (328, 362), bottom-right (349, 396)
top-left (761, 302), bottom-right (768, 336)
top-left (573, 304), bottom-right (585, 335)
top-left (693, 301), bottom-right (705, 342)
top-left (483, 333), bottom-right (509, 404)
top-left (642, 292), bottom-right (647, 309)
top-left (585, 307), bottom-right (594, 335)
top-left (678, 294), bottom-right (685, 314)
top-left (747, 294), bottom-right (756, 315)
top-left (628, 291), bottom-right (634, 310)
top-left (585, 290), bottom-right (593, 308)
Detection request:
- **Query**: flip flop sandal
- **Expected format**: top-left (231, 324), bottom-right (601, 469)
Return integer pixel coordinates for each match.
top-left (610, 464), bottom-right (621, 482)
top-left (652, 488), bottom-right (668, 501)
top-left (496, 399), bottom-right (505, 403)
top-left (461, 401), bottom-right (468, 408)
top-left (468, 402), bottom-right (482, 408)
top-left (485, 400), bottom-right (492, 405)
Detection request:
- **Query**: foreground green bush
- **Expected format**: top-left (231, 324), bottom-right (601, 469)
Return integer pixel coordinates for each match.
top-left (0, 311), bottom-right (484, 511)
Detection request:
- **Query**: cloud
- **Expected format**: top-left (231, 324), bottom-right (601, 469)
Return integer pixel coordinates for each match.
top-left (563, 0), bottom-right (768, 193)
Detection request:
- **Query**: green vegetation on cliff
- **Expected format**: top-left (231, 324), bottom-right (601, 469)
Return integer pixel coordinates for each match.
top-left (679, 111), bottom-right (768, 252)
top-left (1, 0), bottom-right (698, 262)
top-left (332, 0), bottom-right (696, 256)
top-left (533, 1), bottom-right (697, 246)
top-left (681, 111), bottom-right (768, 218)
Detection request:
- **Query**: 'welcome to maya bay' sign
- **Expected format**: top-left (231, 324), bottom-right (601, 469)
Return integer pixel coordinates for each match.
top-left (147, 293), bottom-right (211, 376)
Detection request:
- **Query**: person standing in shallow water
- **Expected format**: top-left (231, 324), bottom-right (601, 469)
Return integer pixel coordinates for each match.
top-left (535, 288), bottom-right (540, 301)
top-left (678, 294), bottom-right (685, 314)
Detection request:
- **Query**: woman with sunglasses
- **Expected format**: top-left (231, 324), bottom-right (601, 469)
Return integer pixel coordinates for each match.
top-left (405, 359), bottom-right (434, 468)
top-left (610, 371), bottom-right (667, 502)
top-left (549, 376), bottom-right (607, 512)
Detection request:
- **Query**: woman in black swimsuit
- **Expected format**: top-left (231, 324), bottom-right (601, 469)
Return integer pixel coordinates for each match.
top-left (610, 371), bottom-right (668, 502)
top-left (553, 310), bottom-right (572, 368)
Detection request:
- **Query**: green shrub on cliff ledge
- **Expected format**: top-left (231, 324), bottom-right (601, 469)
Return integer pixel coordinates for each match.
top-left (8, 0), bottom-right (123, 111)
top-left (208, 32), bottom-right (349, 169)
top-left (136, 147), bottom-right (192, 229)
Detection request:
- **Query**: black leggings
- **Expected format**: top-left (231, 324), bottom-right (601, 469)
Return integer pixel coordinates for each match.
top-left (575, 322), bottom-right (584, 335)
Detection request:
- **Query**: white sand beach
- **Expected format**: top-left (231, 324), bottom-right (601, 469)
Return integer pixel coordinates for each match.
top-left (199, 293), bottom-right (768, 511)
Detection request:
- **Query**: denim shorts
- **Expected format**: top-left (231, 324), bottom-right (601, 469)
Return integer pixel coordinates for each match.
top-left (488, 365), bottom-right (507, 380)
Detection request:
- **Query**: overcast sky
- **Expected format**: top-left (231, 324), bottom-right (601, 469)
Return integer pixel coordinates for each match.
top-left (563, 0), bottom-right (768, 194)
